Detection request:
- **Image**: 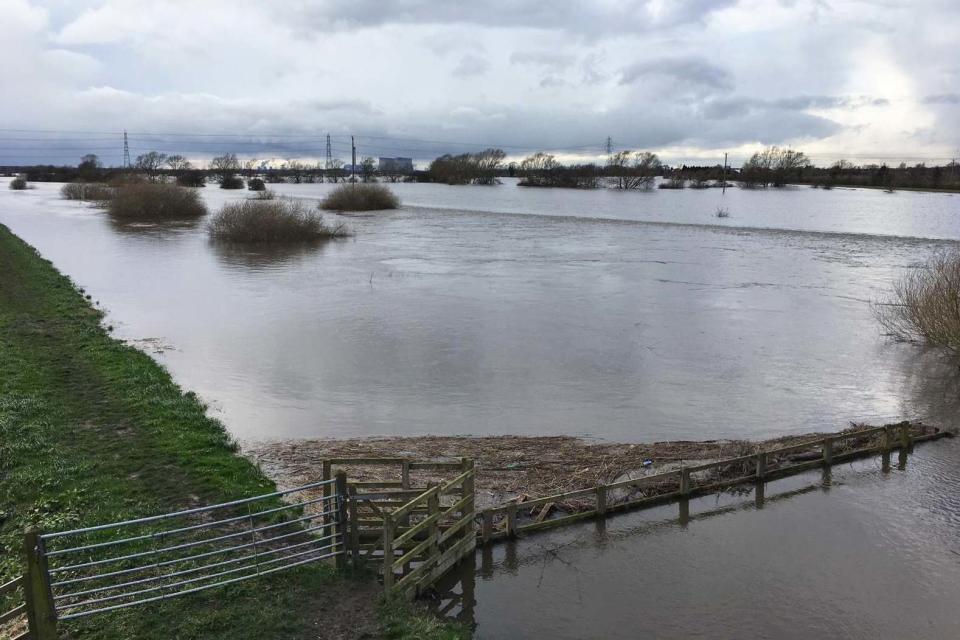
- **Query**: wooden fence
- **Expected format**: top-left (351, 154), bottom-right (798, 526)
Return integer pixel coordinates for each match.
top-left (478, 424), bottom-right (951, 543)
top-left (0, 573), bottom-right (29, 640)
top-left (322, 458), bottom-right (477, 598)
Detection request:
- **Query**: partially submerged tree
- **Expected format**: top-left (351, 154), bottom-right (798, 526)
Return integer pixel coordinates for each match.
top-left (739, 146), bottom-right (811, 187)
top-left (134, 151), bottom-right (168, 180)
top-left (606, 150), bottom-right (661, 190)
top-left (428, 148), bottom-right (506, 185)
top-left (209, 153), bottom-right (241, 184)
top-left (166, 155), bottom-right (192, 171)
top-left (875, 250), bottom-right (960, 351)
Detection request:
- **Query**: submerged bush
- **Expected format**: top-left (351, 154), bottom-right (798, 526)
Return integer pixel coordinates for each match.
top-left (208, 199), bottom-right (348, 243)
top-left (875, 251), bottom-right (960, 351)
top-left (175, 170), bottom-right (206, 187)
top-left (60, 182), bottom-right (115, 202)
top-left (247, 177), bottom-right (266, 191)
top-left (220, 175), bottom-right (245, 189)
top-left (320, 183), bottom-right (399, 211)
top-left (106, 182), bottom-right (207, 219)
top-left (9, 176), bottom-right (28, 190)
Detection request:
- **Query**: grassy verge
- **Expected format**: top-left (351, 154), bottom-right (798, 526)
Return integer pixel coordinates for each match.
top-left (0, 224), bottom-right (466, 639)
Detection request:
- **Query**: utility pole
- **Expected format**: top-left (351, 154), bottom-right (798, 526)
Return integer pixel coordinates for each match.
top-left (122, 130), bottom-right (131, 169)
top-left (722, 152), bottom-right (728, 194)
top-left (351, 135), bottom-right (356, 182)
top-left (325, 134), bottom-right (333, 171)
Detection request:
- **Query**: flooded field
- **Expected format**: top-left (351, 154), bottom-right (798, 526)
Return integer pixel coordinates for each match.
top-left (2, 177), bottom-right (959, 638)
top-left (1, 179), bottom-right (958, 443)
top-left (453, 438), bottom-right (960, 640)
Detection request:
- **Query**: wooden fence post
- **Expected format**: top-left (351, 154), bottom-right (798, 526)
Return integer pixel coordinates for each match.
top-left (382, 515), bottom-right (395, 590)
top-left (24, 531), bottom-right (57, 640)
top-left (755, 452), bottom-right (766, 480)
top-left (822, 437), bottom-right (834, 465)
top-left (462, 458), bottom-right (476, 538)
top-left (506, 504), bottom-right (518, 538)
top-left (401, 460), bottom-right (410, 491)
top-left (348, 486), bottom-right (360, 566)
top-left (427, 491), bottom-right (440, 583)
top-left (899, 424), bottom-right (912, 451)
top-left (481, 510), bottom-right (493, 544)
top-left (883, 426), bottom-right (893, 452)
top-left (596, 484), bottom-right (607, 516)
top-left (334, 471), bottom-right (348, 571)
top-left (679, 468), bottom-right (691, 496)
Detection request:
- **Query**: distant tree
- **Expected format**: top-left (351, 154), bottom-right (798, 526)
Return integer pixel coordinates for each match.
top-left (606, 150), bottom-right (661, 189)
top-left (472, 148), bottom-right (506, 185)
top-left (175, 170), bottom-right (206, 187)
top-left (427, 148), bottom-right (506, 185)
top-left (247, 177), bottom-right (266, 191)
top-left (166, 155), bottom-right (191, 171)
top-left (361, 156), bottom-right (377, 182)
top-left (134, 151), bottom-right (168, 180)
top-left (325, 159), bottom-right (345, 183)
top-left (78, 154), bottom-right (101, 181)
top-left (209, 153), bottom-right (241, 184)
top-left (740, 146), bottom-right (810, 187)
top-left (243, 158), bottom-right (259, 177)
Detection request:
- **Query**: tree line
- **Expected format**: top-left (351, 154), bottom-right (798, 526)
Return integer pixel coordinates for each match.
top-left (5, 147), bottom-right (959, 192)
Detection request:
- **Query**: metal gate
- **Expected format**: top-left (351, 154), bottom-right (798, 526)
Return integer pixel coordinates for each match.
top-left (12, 477), bottom-right (346, 637)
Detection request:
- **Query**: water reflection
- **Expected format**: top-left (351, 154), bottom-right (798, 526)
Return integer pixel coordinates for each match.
top-left (209, 241), bottom-right (326, 271)
top-left (107, 216), bottom-right (203, 235)
top-left (460, 444), bottom-right (960, 640)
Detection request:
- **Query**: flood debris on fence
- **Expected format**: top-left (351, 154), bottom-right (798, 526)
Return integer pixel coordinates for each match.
top-left (250, 421), bottom-right (947, 516)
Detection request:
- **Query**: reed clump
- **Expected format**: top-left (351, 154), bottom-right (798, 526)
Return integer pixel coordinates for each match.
top-left (320, 183), bottom-right (399, 211)
top-left (105, 182), bottom-right (207, 219)
top-left (875, 250), bottom-right (960, 350)
top-left (60, 182), bottom-right (115, 202)
top-left (208, 199), bottom-right (348, 243)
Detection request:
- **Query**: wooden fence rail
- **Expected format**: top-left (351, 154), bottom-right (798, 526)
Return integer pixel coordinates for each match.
top-left (478, 424), bottom-right (952, 543)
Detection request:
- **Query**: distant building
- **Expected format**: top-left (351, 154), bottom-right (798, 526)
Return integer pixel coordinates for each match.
top-left (378, 157), bottom-right (414, 174)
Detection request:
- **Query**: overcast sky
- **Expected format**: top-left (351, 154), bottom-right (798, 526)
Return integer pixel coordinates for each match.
top-left (2, 0), bottom-right (959, 167)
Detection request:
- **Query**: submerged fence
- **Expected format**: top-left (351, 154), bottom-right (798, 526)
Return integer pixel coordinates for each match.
top-left (4, 477), bottom-right (346, 639)
top-left (478, 423), bottom-right (950, 542)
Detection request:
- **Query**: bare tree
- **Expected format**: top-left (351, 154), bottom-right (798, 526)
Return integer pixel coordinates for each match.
top-left (135, 151), bottom-right (168, 180)
top-left (209, 153), bottom-right (241, 183)
top-left (166, 155), bottom-right (192, 171)
top-left (361, 156), bottom-right (377, 182)
top-left (606, 150), bottom-right (661, 189)
top-left (325, 159), bottom-right (345, 183)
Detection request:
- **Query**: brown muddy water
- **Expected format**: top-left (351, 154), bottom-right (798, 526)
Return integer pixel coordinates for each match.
top-left (2, 178), bottom-right (960, 637)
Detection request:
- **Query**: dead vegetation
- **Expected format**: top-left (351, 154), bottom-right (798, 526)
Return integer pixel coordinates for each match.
top-left (247, 422), bottom-right (936, 513)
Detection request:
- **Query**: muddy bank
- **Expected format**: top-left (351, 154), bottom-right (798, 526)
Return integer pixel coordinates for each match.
top-left (247, 422), bottom-right (941, 511)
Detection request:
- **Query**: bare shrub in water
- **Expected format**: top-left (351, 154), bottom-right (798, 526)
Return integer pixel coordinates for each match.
top-left (875, 250), bottom-right (960, 350)
top-left (60, 182), bottom-right (115, 202)
top-left (209, 199), bottom-right (348, 243)
top-left (106, 182), bottom-right (207, 219)
top-left (9, 176), bottom-right (28, 190)
top-left (320, 183), bottom-right (399, 211)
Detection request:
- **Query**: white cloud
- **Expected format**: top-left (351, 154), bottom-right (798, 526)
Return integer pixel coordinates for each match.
top-left (0, 0), bottom-right (957, 166)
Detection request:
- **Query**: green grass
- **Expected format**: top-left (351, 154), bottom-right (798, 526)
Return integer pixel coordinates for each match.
top-left (0, 224), bottom-right (467, 639)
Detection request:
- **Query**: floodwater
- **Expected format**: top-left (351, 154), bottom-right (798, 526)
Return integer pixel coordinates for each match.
top-left (445, 438), bottom-right (960, 640)
top-left (1, 178), bottom-right (959, 638)
top-left (1, 178), bottom-right (958, 443)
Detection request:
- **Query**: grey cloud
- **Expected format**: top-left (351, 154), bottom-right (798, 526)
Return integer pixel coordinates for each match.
top-left (288, 0), bottom-right (737, 36)
top-left (922, 93), bottom-right (960, 104)
top-left (620, 56), bottom-right (733, 91)
top-left (510, 51), bottom-right (576, 70)
top-left (452, 54), bottom-right (489, 77)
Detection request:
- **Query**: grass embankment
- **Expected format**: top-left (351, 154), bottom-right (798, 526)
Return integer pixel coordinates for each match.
top-left (0, 224), bottom-right (465, 640)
